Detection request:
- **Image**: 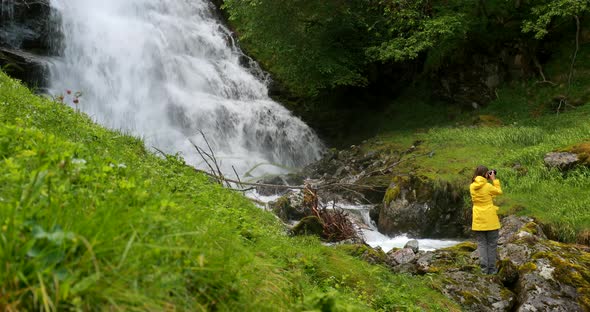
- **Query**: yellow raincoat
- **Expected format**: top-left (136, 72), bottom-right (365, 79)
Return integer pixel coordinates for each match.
top-left (470, 176), bottom-right (502, 231)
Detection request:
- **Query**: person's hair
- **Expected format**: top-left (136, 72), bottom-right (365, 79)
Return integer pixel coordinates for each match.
top-left (472, 165), bottom-right (489, 182)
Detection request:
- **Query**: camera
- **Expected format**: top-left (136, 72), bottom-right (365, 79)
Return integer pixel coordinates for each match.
top-left (488, 169), bottom-right (497, 176)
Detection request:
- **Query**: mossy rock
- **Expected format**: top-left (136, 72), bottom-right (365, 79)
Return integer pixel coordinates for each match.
top-left (442, 241), bottom-right (477, 253)
top-left (336, 244), bottom-right (388, 265)
top-left (523, 245), bottom-right (590, 310)
top-left (498, 259), bottom-right (519, 286)
top-left (271, 195), bottom-right (292, 222)
top-left (563, 141), bottom-right (590, 166)
top-left (382, 175), bottom-right (410, 206)
top-left (291, 216), bottom-right (324, 237)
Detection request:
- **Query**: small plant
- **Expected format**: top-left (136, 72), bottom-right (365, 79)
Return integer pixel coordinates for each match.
top-left (53, 89), bottom-right (83, 111)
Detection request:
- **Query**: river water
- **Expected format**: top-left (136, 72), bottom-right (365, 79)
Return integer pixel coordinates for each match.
top-left (47, 0), bottom-right (324, 177)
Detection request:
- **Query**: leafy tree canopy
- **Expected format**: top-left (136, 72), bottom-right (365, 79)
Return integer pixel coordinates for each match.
top-left (222, 0), bottom-right (589, 98)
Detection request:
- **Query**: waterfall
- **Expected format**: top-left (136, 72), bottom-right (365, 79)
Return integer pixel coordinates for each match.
top-left (47, 0), bottom-right (324, 177)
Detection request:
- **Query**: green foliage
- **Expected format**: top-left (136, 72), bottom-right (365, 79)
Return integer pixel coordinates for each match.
top-left (221, 0), bottom-right (564, 99)
top-left (366, 0), bottom-right (470, 63)
top-left (523, 0), bottom-right (590, 39)
top-left (223, 0), bottom-right (371, 97)
top-left (0, 71), bottom-right (459, 310)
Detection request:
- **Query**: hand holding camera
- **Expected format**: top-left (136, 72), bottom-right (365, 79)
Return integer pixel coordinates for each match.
top-left (487, 169), bottom-right (497, 180)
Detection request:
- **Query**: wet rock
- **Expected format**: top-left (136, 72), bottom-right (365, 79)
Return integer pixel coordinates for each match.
top-left (270, 191), bottom-right (308, 222)
top-left (404, 239), bottom-right (419, 253)
top-left (379, 175), bottom-right (467, 238)
top-left (0, 47), bottom-right (48, 88)
top-left (0, 0), bottom-right (51, 50)
top-left (544, 152), bottom-right (579, 170)
top-left (0, 0), bottom-right (53, 87)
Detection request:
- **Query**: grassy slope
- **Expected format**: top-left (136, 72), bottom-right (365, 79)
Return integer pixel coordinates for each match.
top-left (363, 43), bottom-right (590, 243)
top-left (0, 71), bottom-right (459, 311)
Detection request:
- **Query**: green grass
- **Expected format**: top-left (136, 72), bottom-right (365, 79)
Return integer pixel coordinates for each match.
top-left (0, 71), bottom-right (460, 310)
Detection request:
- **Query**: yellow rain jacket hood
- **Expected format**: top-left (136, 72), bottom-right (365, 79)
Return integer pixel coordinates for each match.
top-left (470, 176), bottom-right (502, 231)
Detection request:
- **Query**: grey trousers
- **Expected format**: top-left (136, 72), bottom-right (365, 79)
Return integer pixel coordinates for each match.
top-left (475, 230), bottom-right (499, 274)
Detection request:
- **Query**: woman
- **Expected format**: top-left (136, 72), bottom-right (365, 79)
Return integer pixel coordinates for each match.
top-left (470, 165), bottom-right (502, 274)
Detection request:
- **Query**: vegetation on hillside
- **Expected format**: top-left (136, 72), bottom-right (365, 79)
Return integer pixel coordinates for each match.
top-left (222, 0), bottom-right (589, 99)
top-left (0, 70), bottom-right (459, 311)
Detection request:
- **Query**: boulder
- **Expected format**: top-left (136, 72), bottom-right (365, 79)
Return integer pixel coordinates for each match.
top-left (544, 152), bottom-right (579, 170)
top-left (378, 175), bottom-right (467, 238)
top-left (387, 247), bottom-right (416, 265)
top-left (0, 47), bottom-right (48, 88)
top-left (404, 239), bottom-right (420, 253)
top-left (270, 191), bottom-right (308, 222)
top-left (0, 0), bottom-right (53, 88)
top-left (291, 216), bottom-right (323, 237)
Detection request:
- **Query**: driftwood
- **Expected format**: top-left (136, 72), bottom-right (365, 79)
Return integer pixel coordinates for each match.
top-left (304, 183), bottom-right (358, 241)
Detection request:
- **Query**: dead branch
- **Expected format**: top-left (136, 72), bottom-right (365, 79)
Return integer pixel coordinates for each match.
top-left (557, 15), bottom-right (581, 115)
top-left (189, 139), bottom-right (222, 185)
top-left (198, 130), bottom-right (226, 184)
top-left (232, 165), bottom-right (244, 188)
top-left (533, 56), bottom-right (557, 86)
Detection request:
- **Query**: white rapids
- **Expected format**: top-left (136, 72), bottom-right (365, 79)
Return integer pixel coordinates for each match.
top-left (47, 0), bottom-right (324, 177)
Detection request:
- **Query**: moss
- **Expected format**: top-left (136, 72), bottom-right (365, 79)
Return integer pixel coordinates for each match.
top-left (520, 222), bottom-right (539, 235)
top-left (291, 216), bottom-right (324, 237)
top-left (442, 241), bottom-right (477, 253)
top-left (531, 247), bottom-right (590, 310)
top-left (563, 141), bottom-right (590, 166)
top-left (498, 259), bottom-right (519, 286)
top-left (271, 195), bottom-right (291, 222)
top-left (335, 244), bottom-right (388, 264)
top-left (518, 262), bottom-right (537, 273)
top-left (383, 184), bottom-right (401, 206)
top-left (382, 175), bottom-right (411, 205)
top-left (459, 290), bottom-right (480, 305)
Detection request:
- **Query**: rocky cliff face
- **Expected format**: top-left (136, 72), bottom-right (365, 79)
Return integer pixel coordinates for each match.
top-left (0, 0), bottom-right (54, 88)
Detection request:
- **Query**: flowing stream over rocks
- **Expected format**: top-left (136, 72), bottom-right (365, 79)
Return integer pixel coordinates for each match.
top-left (47, 0), bottom-right (324, 176)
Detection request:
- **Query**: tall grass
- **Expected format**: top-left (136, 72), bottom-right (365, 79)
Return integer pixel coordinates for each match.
top-left (0, 71), bottom-right (459, 310)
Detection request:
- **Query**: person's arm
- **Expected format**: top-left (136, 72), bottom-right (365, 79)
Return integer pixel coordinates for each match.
top-left (488, 172), bottom-right (502, 196)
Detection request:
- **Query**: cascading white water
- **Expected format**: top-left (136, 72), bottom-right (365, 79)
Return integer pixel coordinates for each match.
top-left (48, 0), bottom-right (324, 176)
